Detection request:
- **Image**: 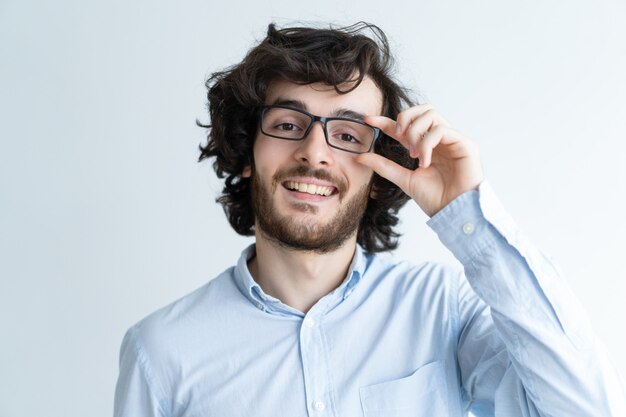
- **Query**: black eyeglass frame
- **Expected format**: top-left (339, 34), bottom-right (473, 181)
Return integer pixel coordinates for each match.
top-left (258, 105), bottom-right (381, 154)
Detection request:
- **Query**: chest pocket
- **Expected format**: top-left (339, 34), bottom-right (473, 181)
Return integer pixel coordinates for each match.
top-left (359, 361), bottom-right (450, 417)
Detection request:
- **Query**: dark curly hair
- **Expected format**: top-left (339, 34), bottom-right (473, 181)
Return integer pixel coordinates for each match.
top-left (198, 22), bottom-right (418, 252)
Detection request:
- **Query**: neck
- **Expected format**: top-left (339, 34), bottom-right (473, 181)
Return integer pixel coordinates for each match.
top-left (248, 233), bottom-right (358, 314)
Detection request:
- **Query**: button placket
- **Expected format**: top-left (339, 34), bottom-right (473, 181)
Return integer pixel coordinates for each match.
top-left (313, 400), bottom-right (326, 412)
top-left (299, 313), bottom-right (333, 416)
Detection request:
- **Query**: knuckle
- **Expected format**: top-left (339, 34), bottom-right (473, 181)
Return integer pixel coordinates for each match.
top-left (395, 113), bottom-right (406, 128)
top-left (423, 108), bottom-right (437, 117)
top-left (408, 122), bottom-right (424, 136)
top-left (431, 125), bottom-right (447, 136)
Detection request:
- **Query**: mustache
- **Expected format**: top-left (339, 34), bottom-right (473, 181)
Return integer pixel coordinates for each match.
top-left (272, 165), bottom-right (347, 194)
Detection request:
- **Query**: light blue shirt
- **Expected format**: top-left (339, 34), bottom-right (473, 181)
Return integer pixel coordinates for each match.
top-left (114, 182), bottom-right (625, 416)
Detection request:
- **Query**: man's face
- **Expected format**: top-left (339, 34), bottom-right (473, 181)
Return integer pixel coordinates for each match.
top-left (243, 77), bottom-right (383, 253)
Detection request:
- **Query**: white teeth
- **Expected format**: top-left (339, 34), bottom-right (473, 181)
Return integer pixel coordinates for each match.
top-left (286, 181), bottom-right (333, 196)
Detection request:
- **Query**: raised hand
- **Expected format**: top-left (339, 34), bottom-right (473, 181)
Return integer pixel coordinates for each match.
top-left (356, 104), bottom-right (484, 217)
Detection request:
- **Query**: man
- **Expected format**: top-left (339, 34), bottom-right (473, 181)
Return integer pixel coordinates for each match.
top-left (114, 22), bottom-right (625, 416)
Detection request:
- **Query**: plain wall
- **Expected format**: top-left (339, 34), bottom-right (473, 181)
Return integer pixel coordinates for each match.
top-left (1, 0), bottom-right (625, 416)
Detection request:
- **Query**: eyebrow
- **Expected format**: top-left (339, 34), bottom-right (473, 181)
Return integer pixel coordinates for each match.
top-left (270, 98), bottom-right (367, 121)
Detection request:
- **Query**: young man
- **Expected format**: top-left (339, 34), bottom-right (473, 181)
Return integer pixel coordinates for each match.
top-left (114, 23), bottom-right (625, 416)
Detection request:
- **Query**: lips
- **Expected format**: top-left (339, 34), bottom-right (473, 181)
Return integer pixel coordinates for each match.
top-left (284, 181), bottom-right (335, 196)
top-left (274, 166), bottom-right (345, 199)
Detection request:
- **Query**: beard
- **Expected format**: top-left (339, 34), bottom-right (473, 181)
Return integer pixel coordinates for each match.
top-left (250, 165), bottom-right (371, 254)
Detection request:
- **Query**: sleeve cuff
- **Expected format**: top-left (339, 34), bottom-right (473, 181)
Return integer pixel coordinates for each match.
top-left (426, 180), bottom-right (512, 265)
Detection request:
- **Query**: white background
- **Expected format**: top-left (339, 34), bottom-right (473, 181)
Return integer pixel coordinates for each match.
top-left (1, 1), bottom-right (625, 416)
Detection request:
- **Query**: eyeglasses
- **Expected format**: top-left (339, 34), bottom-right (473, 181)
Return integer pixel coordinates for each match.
top-left (259, 105), bottom-right (381, 154)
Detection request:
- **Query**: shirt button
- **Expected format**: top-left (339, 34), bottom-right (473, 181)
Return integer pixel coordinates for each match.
top-left (313, 400), bottom-right (326, 411)
top-left (304, 317), bottom-right (315, 328)
top-left (462, 222), bottom-right (475, 235)
top-left (255, 302), bottom-right (263, 310)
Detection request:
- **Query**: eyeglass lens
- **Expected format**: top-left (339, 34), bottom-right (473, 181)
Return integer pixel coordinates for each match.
top-left (261, 107), bottom-right (375, 153)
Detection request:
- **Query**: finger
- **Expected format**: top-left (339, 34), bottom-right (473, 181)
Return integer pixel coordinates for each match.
top-left (363, 115), bottom-right (398, 134)
top-left (397, 105), bottom-right (451, 137)
top-left (395, 103), bottom-right (433, 135)
top-left (364, 115), bottom-right (410, 150)
top-left (416, 130), bottom-right (441, 168)
top-left (405, 112), bottom-right (436, 158)
top-left (417, 126), bottom-right (466, 168)
top-left (355, 152), bottom-right (412, 192)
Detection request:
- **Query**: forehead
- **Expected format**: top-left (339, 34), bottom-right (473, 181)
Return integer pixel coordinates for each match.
top-left (264, 77), bottom-right (384, 117)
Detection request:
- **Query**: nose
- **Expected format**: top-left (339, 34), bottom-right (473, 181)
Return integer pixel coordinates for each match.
top-left (293, 121), bottom-right (334, 167)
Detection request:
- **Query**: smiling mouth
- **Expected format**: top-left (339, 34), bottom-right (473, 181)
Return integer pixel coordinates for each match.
top-left (284, 181), bottom-right (336, 197)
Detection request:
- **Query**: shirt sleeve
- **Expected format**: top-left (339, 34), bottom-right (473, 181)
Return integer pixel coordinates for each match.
top-left (427, 180), bottom-right (626, 417)
top-left (114, 326), bottom-right (168, 417)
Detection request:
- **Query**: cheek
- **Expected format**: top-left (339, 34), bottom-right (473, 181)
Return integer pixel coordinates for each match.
top-left (343, 157), bottom-right (374, 188)
top-left (252, 136), bottom-right (274, 173)
top-left (253, 135), bottom-right (300, 172)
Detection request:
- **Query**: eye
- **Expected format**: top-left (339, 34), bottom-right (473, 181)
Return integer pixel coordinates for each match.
top-left (337, 133), bottom-right (362, 144)
top-left (275, 122), bottom-right (300, 131)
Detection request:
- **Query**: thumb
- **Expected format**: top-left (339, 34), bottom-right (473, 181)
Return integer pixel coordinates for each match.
top-left (355, 152), bottom-right (412, 192)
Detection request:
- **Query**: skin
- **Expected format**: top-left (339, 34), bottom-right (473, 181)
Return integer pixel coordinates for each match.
top-left (243, 77), bottom-right (484, 313)
top-left (357, 105), bottom-right (484, 218)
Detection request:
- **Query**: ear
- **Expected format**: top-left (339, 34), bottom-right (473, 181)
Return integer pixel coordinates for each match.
top-left (368, 177), bottom-right (378, 200)
top-left (242, 165), bottom-right (252, 178)
top-left (369, 188), bottom-right (378, 200)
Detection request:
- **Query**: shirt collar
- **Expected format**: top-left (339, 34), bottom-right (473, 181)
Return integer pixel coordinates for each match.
top-left (233, 243), bottom-right (367, 316)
